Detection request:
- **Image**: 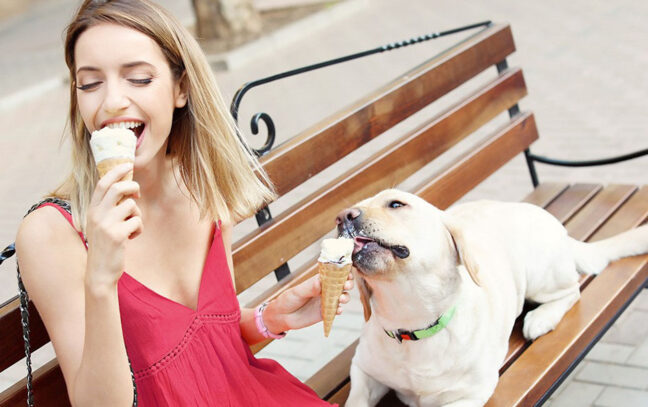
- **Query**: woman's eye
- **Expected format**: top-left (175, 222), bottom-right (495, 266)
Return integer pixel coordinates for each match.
top-left (388, 201), bottom-right (406, 209)
top-left (76, 81), bottom-right (101, 91)
top-left (129, 78), bottom-right (152, 85)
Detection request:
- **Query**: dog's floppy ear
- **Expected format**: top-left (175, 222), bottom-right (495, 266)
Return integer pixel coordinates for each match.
top-left (355, 270), bottom-right (373, 321)
top-left (442, 216), bottom-right (482, 287)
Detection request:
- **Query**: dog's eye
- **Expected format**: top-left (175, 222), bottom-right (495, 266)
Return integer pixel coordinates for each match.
top-left (388, 200), bottom-right (406, 209)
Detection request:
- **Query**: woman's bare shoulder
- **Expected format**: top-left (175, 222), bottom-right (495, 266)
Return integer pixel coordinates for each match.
top-left (17, 205), bottom-right (79, 249)
top-left (16, 205), bottom-right (86, 278)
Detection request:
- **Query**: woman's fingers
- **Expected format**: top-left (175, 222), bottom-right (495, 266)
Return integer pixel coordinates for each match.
top-left (336, 292), bottom-right (351, 315)
top-left (90, 163), bottom-right (134, 204)
top-left (122, 215), bottom-right (143, 240)
top-left (103, 181), bottom-right (141, 207)
top-left (113, 198), bottom-right (141, 221)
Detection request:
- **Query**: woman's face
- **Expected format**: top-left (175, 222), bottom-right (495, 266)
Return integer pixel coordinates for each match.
top-left (74, 23), bottom-right (187, 170)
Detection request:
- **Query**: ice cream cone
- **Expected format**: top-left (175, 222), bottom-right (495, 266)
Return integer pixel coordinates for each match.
top-left (318, 238), bottom-right (354, 337)
top-left (90, 127), bottom-right (137, 180)
top-left (96, 157), bottom-right (134, 180)
top-left (319, 261), bottom-right (352, 337)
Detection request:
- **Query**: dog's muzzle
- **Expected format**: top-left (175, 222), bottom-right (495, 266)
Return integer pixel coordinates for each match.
top-left (335, 208), bottom-right (410, 259)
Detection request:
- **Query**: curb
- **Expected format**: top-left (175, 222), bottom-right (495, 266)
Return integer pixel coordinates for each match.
top-left (207, 0), bottom-right (369, 71)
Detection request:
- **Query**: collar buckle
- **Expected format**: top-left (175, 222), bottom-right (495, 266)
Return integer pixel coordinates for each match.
top-left (384, 328), bottom-right (418, 343)
top-left (383, 305), bottom-right (457, 343)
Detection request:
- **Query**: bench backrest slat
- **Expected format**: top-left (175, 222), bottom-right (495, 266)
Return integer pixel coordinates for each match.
top-left (0, 299), bottom-right (48, 372)
top-left (416, 111), bottom-right (538, 209)
top-left (259, 23), bottom-right (516, 197)
top-left (0, 359), bottom-right (68, 407)
top-left (233, 67), bottom-right (528, 293)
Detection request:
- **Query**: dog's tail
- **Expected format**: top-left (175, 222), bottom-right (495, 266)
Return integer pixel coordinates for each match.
top-left (570, 224), bottom-right (648, 275)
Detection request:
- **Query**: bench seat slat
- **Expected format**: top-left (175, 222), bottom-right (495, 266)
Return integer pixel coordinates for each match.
top-left (233, 68), bottom-right (528, 293)
top-left (327, 381), bottom-right (351, 406)
top-left (260, 24), bottom-right (516, 197)
top-left (305, 339), bottom-right (358, 399)
top-left (544, 183), bottom-right (601, 223)
top-left (589, 185), bottom-right (648, 242)
top-left (564, 184), bottom-right (637, 240)
top-left (522, 182), bottom-right (569, 208)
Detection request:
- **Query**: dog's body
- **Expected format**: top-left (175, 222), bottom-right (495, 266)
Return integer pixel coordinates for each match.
top-left (341, 190), bottom-right (648, 407)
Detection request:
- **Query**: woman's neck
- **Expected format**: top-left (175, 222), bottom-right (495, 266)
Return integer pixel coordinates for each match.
top-left (133, 153), bottom-right (187, 217)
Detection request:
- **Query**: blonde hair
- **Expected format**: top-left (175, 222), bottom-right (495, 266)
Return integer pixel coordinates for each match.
top-left (54, 0), bottom-right (275, 230)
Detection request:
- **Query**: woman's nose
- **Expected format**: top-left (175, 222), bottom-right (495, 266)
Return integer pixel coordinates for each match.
top-left (103, 81), bottom-right (130, 113)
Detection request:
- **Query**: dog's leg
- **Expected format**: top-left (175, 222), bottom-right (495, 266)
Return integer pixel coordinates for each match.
top-left (346, 363), bottom-right (390, 407)
top-left (523, 285), bottom-right (580, 340)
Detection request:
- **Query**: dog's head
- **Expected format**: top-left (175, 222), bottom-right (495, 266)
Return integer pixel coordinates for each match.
top-left (337, 189), bottom-right (480, 320)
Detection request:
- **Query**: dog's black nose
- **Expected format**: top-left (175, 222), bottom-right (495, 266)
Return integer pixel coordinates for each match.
top-left (336, 208), bottom-right (361, 225)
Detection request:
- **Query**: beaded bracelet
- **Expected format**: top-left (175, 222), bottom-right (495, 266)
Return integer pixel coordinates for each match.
top-left (254, 302), bottom-right (286, 339)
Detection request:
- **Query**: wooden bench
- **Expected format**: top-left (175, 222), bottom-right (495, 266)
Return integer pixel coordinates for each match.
top-left (1, 22), bottom-right (647, 406)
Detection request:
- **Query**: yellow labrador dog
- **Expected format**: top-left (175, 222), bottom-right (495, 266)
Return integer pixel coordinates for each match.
top-left (339, 189), bottom-right (648, 407)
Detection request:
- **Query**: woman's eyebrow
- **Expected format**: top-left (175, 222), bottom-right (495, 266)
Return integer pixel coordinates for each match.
top-left (76, 66), bottom-right (100, 74)
top-left (122, 61), bottom-right (155, 70)
top-left (75, 61), bottom-right (155, 75)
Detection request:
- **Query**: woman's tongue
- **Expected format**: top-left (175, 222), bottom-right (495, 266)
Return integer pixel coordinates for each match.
top-left (135, 124), bottom-right (145, 148)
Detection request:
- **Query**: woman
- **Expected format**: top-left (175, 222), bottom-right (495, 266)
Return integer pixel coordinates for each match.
top-left (15, 0), bottom-right (351, 405)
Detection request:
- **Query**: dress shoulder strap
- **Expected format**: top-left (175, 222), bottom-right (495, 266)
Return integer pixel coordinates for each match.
top-left (32, 198), bottom-right (87, 248)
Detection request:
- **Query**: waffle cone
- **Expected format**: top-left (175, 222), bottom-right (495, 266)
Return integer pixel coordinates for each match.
top-left (319, 262), bottom-right (351, 337)
top-left (96, 157), bottom-right (133, 180)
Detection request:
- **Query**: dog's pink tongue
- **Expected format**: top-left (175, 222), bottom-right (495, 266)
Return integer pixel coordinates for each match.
top-left (353, 236), bottom-right (373, 254)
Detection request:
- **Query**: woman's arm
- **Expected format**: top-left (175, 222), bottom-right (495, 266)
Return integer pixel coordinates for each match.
top-left (17, 164), bottom-right (141, 407)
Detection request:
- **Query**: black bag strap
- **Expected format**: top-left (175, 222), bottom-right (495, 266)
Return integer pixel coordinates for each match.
top-left (1, 198), bottom-right (138, 406)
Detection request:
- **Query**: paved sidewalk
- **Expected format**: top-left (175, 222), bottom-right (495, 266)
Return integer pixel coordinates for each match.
top-left (1, 0), bottom-right (647, 405)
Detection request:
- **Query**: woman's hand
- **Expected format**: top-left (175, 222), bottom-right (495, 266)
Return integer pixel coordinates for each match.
top-left (264, 271), bottom-right (355, 334)
top-left (85, 163), bottom-right (142, 290)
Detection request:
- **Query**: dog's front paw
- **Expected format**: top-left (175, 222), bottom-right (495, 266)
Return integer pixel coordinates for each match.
top-left (523, 308), bottom-right (558, 340)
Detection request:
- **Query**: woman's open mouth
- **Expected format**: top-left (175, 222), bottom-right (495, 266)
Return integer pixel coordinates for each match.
top-left (104, 121), bottom-right (145, 148)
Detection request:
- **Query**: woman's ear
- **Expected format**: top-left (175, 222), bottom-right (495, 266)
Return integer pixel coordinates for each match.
top-left (355, 270), bottom-right (373, 321)
top-left (442, 216), bottom-right (481, 287)
top-left (174, 72), bottom-right (188, 108)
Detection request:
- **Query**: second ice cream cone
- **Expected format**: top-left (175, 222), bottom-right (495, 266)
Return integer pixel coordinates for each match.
top-left (318, 238), bottom-right (354, 337)
top-left (319, 262), bottom-right (352, 337)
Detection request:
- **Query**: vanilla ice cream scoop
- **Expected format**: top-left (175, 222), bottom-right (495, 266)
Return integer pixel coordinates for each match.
top-left (318, 238), bottom-right (354, 265)
top-left (90, 127), bottom-right (137, 180)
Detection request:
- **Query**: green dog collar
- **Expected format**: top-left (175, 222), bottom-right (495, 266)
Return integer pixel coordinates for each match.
top-left (384, 305), bottom-right (457, 343)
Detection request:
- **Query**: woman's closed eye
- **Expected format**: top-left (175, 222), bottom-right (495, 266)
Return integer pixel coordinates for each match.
top-left (76, 81), bottom-right (102, 91)
top-left (128, 78), bottom-right (153, 86)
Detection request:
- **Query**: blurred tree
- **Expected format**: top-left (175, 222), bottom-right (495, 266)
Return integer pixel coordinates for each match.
top-left (192, 0), bottom-right (262, 40)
